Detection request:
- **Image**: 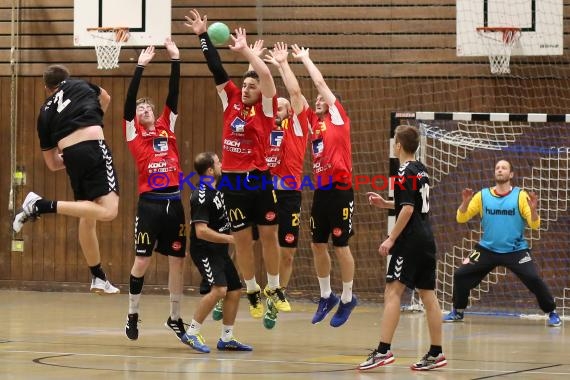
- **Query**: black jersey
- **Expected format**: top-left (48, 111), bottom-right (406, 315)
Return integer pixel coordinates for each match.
top-left (190, 182), bottom-right (231, 248)
top-left (394, 160), bottom-right (434, 242)
top-left (37, 79), bottom-right (104, 150)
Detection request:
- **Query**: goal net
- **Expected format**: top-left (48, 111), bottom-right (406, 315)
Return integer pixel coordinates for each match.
top-left (394, 112), bottom-right (570, 317)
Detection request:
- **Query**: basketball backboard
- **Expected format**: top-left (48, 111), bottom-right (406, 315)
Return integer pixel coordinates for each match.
top-left (457, 0), bottom-right (563, 56)
top-left (73, 0), bottom-right (171, 46)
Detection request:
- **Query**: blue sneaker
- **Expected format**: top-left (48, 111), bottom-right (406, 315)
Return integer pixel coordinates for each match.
top-left (181, 333), bottom-right (210, 353)
top-left (443, 309), bottom-right (464, 322)
top-left (548, 311), bottom-right (561, 327)
top-left (330, 295), bottom-right (358, 327)
top-left (311, 293), bottom-right (340, 324)
top-left (217, 337), bottom-right (253, 351)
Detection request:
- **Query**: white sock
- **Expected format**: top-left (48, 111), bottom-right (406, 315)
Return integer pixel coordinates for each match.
top-left (170, 293), bottom-right (182, 320)
top-left (187, 319), bottom-right (201, 335)
top-left (267, 273), bottom-right (280, 290)
top-left (221, 325), bottom-right (234, 342)
top-left (128, 293), bottom-right (141, 314)
top-left (244, 277), bottom-right (259, 293)
top-left (318, 276), bottom-right (332, 298)
top-left (341, 281), bottom-right (353, 303)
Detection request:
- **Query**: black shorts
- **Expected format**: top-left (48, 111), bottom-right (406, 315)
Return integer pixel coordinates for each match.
top-left (62, 140), bottom-right (119, 201)
top-left (135, 196), bottom-right (187, 257)
top-left (310, 185), bottom-right (354, 246)
top-left (190, 242), bottom-right (242, 294)
top-left (387, 238), bottom-right (436, 290)
top-left (276, 190), bottom-right (302, 248)
top-left (220, 170), bottom-right (278, 231)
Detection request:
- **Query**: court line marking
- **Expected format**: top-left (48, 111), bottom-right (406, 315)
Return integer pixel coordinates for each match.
top-left (2, 348), bottom-right (569, 376)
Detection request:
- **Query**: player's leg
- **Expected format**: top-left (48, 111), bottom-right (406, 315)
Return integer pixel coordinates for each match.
top-left (445, 246), bottom-right (496, 321)
top-left (413, 289), bottom-right (447, 371)
top-left (217, 257), bottom-right (252, 350)
top-left (276, 190), bottom-right (302, 288)
top-left (329, 187), bottom-right (357, 327)
top-left (504, 250), bottom-right (560, 326)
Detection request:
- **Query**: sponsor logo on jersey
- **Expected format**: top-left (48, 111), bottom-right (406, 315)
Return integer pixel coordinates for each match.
top-left (485, 207), bottom-right (515, 216)
top-left (153, 137), bottom-right (168, 152)
top-left (229, 208), bottom-right (245, 222)
top-left (135, 232), bottom-right (150, 245)
top-left (231, 117), bottom-right (246, 133)
top-left (312, 138), bottom-right (324, 154)
top-left (270, 130), bottom-right (284, 147)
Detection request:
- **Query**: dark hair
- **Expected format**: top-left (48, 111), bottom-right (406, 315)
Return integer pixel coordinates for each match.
top-left (43, 64), bottom-right (70, 89)
top-left (136, 97), bottom-right (155, 112)
top-left (242, 70), bottom-right (259, 81)
top-left (194, 152), bottom-right (217, 175)
top-left (496, 159), bottom-right (514, 172)
top-left (394, 125), bottom-right (420, 154)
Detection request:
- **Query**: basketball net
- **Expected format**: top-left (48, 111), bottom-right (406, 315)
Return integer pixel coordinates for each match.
top-left (87, 28), bottom-right (129, 70)
top-left (476, 27), bottom-right (521, 75)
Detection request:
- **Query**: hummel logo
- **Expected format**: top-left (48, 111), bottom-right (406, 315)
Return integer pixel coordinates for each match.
top-left (518, 252), bottom-right (532, 264)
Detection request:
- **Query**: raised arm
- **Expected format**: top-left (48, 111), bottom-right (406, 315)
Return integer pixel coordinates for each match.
top-left (292, 44), bottom-right (335, 105)
top-left (456, 188), bottom-right (481, 223)
top-left (229, 28), bottom-right (276, 98)
top-left (124, 46), bottom-right (155, 121)
top-left (184, 9), bottom-right (229, 92)
top-left (164, 37), bottom-right (180, 114)
top-left (265, 42), bottom-right (307, 114)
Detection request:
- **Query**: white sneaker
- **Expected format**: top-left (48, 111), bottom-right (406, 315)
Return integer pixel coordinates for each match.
top-left (90, 276), bottom-right (120, 295)
top-left (13, 192), bottom-right (42, 233)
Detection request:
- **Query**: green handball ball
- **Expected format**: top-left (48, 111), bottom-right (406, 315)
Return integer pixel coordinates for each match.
top-left (207, 22), bottom-right (230, 46)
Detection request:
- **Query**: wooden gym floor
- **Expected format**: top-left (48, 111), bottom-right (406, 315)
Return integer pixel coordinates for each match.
top-left (0, 289), bottom-right (568, 379)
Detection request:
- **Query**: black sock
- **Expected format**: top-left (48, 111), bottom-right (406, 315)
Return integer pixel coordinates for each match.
top-left (428, 345), bottom-right (442, 356)
top-left (378, 342), bottom-right (391, 354)
top-left (130, 274), bottom-right (144, 295)
top-left (89, 263), bottom-right (107, 281)
top-left (35, 199), bottom-right (57, 214)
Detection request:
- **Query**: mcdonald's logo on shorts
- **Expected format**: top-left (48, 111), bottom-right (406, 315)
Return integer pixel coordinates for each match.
top-left (229, 208), bottom-right (245, 222)
top-left (136, 231), bottom-right (150, 245)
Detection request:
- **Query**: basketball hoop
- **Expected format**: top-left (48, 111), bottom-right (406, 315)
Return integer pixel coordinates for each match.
top-left (87, 27), bottom-right (130, 70)
top-left (476, 27), bottom-right (521, 75)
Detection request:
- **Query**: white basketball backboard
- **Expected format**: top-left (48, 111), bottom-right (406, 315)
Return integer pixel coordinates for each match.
top-left (457, 0), bottom-right (563, 56)
top-left (73, 0), bottom-right (171, 46)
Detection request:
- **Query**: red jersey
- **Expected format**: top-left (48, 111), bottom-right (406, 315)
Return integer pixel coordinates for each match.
top-left (307, 100), bottom-right (352, 187)
top-left (266, 107), bottom-right (310, 190)
top-left (219, 80), bottom-right (276, 172)
top-left (124, 105), bottom-right (181, 194)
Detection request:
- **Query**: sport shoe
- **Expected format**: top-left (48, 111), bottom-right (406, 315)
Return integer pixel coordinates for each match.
top-left (12, 192), bottom-right (42, 233)
top-left (358, 350), bottom-right (395, 370)
top-left (212, 299), bottom-right (224, 321)
top-left (330, 295), bottom-right (358, 327)
top-left (90, 276), bottom-right (120, 294)
top-left (548, 311), bottom-right (562, 327)
top-left (443, 309), bottom-right (464, 322)
top-left (411, 352), bottom-right (447, 371)
top-left (165, 317), bottom-right (187, 340)
top-left (311, 293), bottom-right (340, 324)
top-left (263, 286), bottom-right (291, 312)
top-left (181, 333), bottom-right (210, 353)
top-left (125, 313), bottom-right (139, 340)
top-left (246, 289), bottom-right (264, 318)
top-left (217, 337), bottom-right (253, 351)
top-left (263, 298), bottom-right (278, 330)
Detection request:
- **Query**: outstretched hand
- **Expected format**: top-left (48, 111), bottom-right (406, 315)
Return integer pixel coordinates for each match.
top-left (250, 39), bottom-right (266, 58)
top-left (184, 8), bottom-right (207, 35)
top-left (138, 46), bottom-right (155, 66)
top-left (266, 42), bottom-right (289, 65)
top-left (367, 192), bottom-right (390, 209)
top-left (526, 191), bottom-right (538, 210)
top-left (291, 44), bottom-right (309, 60)
top-left (164, 37), bottom-right (179, 59)
top-left (229, 28), bottom-right (248, 52)
top-left (461, 188), bottom-right (474, 203)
